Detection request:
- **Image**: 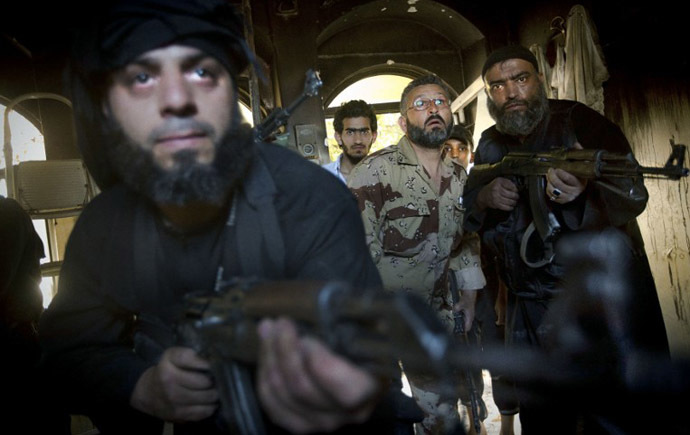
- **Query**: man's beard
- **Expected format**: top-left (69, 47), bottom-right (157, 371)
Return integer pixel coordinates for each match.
top-left (342, 152), bottom-right (365, 166)
top-left (488, 84), bottom-right (548, 137)
top-left (406, 115), bottom-right (453, 149)
top-left (105, 113), bottom-right (254, 206)
top-left (342, 142), bottom-right (373, 165)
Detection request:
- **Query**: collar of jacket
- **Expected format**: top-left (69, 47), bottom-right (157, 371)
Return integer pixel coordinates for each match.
top-left (396, 135), bottom-right (454, 172)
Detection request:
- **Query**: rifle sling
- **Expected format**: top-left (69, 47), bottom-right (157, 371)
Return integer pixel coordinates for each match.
top-left (233, 147), bottom-right (286, 280)
top-left (216, 146), bottom-right (284, 435)
top-left (521, 175), bottom-right (560, 268)
top-left (526, 174), bottom-right (560, 242)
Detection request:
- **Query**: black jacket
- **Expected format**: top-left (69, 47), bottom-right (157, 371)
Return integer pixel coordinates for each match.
top-left (39, 142), bottom-right (393, 434)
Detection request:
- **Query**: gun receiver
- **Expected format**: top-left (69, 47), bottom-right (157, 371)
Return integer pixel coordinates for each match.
top-left (468, 141), bottom-right (688, 267)
top-left (254, 69), bottom-right (322, 142)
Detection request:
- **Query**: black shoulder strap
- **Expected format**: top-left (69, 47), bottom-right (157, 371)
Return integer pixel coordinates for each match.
top-left (233, 147), bottom-right (286, 278)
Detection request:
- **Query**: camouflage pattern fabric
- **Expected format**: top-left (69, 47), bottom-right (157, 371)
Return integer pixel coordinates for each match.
top-left (348, 136), bottom-right (485, 433)
top-left (348, 136), bottom-right (483, 322)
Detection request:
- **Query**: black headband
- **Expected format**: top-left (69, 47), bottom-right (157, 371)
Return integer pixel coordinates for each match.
top-left (78, 0), bottom-right (257, 79)
top-left (482, 45), bottom-right (539, 78)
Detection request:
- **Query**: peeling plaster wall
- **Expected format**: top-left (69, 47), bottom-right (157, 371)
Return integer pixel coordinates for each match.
top-left (606, 79), bottom-right (690, 358)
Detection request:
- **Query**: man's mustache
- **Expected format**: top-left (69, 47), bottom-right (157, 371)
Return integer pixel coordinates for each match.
top-left (425, 114), bottom-right (446, 126)
top-left (148, 118), bottom-right (216, 143)
top-left (500, 99), bottom-right (528, 113)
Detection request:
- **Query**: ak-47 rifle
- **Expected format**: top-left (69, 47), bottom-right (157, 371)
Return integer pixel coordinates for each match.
top-left (176, 279), bottom-right (460, 435)
top-left (467, 140), bottom-right (689, 267)
top-left (253, 69), bottom-right (323, 143)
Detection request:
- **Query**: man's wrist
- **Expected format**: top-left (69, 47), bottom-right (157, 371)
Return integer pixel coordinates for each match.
top-left (129, 367), bottom-right (156, 414)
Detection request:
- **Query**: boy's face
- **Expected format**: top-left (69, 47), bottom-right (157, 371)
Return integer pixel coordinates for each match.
top-left (444, 138), bottom-right (472, 168)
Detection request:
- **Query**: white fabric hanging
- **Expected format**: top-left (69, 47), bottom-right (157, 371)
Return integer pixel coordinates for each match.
top-left (562, 4), bottom-right (609, 114)
top-left (530, 44), bottom-right (555, 98)
top-left (550, 44), bottom-right (566, 100)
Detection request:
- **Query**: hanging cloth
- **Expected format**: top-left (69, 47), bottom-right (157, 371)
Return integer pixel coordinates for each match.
top-left (550, 43), bottom-right (566, 100)
top-left (529, 44), bottom-right (555, 99)
top-left (562, 4), bottom-right (609, 114)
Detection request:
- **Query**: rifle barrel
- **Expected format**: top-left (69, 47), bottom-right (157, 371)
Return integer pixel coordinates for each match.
top-left (602, 164), bottom-right (689, 179)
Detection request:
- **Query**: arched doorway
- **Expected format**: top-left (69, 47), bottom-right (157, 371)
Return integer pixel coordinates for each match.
top-left (316, 0), bottom-right (485, 162)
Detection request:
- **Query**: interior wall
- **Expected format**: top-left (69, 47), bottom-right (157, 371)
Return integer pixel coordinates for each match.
top-left (606, 76), bottom-right (690, 358)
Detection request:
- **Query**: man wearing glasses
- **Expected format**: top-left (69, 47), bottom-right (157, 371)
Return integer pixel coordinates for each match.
top-left (324, 99), bottom-right (378, 183)
top-left (348, 75), bottom-right (486, 434)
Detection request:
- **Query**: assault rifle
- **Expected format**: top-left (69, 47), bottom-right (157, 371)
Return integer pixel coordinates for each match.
top-left (177, 279), bottom-right (464, 434)
top-left (174, 238), bottom-right (690, 434)
top-left (467, 140), bottom-right (689, 267)
top-left (253, 69), bottom-right (322, 142)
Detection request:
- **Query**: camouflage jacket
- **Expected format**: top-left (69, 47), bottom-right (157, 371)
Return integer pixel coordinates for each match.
top-left (348, 136), bottom-right (485, 320)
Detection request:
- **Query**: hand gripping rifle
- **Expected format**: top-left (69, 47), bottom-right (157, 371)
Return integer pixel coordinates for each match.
top-left (253, 69), bottom-right (323, 143)
top-left (176, 279), bottom-right (460, 435)
top-left (467, 140), bottom-right (689, 267)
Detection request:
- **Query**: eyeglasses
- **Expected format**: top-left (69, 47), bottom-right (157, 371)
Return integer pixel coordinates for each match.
top-left (407, 97), bottom-right (449, 111)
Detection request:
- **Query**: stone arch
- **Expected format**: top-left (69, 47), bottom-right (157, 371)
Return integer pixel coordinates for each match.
top-left (316, 0), bottom-right (486, 109)
top-left (322, 63), bottom-right (437, 109)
